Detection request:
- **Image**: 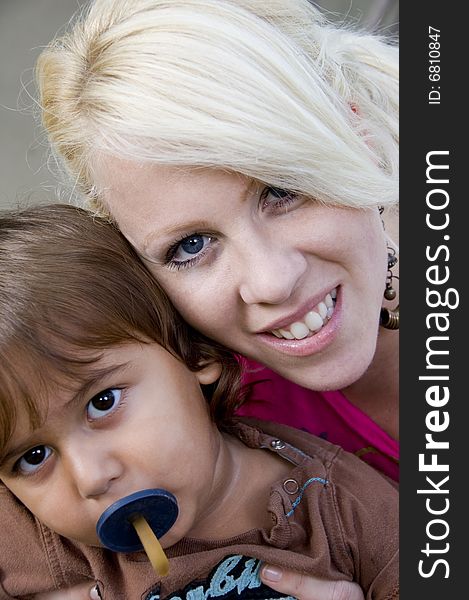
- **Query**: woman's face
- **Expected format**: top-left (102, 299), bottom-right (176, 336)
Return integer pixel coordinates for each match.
top-left (98, 162), bottom-right (388, 391)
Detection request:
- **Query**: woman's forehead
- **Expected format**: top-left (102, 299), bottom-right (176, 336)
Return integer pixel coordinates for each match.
top-left (97, 159), bottom-right (250, 200)
top-left (97, 160), bottom-right (253, 246)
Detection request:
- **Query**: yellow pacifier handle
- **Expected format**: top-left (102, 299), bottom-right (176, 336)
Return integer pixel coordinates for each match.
top-left (131, 515), bottom-right (170, 577)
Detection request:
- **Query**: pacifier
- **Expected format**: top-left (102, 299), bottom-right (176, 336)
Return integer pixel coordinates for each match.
top-left (96, 488), bottom-right (178, 577)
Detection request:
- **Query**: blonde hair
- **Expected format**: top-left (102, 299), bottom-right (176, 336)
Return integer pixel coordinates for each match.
top-left (37, 0), bottom-right (398, 213)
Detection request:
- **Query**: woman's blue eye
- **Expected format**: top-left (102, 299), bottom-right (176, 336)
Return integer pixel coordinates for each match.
top-left (261, 186), bottom-right (298, 210)
top-left (87, 388), bottom-right (122, 420)
top-left (268, 187), bottom-right (289, 199)
top-left (16, 445), bottom-right (52, 475)
top-left (171, 234), bottom-right (212, 263)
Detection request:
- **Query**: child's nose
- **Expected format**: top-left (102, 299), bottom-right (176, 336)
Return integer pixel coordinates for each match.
top-left (64, 441), bottom-right (123, 499)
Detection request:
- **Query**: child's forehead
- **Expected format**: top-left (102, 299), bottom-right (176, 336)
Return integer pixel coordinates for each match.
top-left (1, 346), bottom-right (106, 435)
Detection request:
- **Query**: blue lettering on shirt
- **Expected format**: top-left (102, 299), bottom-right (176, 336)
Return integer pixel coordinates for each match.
top-left (145, 555), bottom-right (297, 600)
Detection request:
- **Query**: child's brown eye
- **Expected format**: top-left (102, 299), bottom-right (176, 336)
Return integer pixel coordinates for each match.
top-left (24, 446), bottom-right (47, 465)
top-left (16, 445), bottom-right (52, 475)
top-left (87, 388), bottom-right (122, 421)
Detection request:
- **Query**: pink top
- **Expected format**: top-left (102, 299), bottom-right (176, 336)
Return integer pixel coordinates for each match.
top-left (236, 359), bottom-right (399, 482)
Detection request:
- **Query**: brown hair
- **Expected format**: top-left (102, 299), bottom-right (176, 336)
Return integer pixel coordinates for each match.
top-left (0, 204), bottom-right (243, 455)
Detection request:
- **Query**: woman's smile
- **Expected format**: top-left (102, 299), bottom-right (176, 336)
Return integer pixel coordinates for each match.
top-left (254, 286), bottom-right (341, 358)
top-left (259, 287), bottom-right (337, 338)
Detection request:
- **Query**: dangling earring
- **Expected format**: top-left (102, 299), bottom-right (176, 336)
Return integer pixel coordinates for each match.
top-left (380, 246), bottom-right (399, 330)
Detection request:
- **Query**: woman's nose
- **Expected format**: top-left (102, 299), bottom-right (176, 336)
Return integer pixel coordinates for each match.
top-left (237, 233), bottom-right (307, 305)
top-left (63, 438), bottom-right (123, 499)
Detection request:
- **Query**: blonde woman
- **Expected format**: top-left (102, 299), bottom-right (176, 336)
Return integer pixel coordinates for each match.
top-left (35, 1), bottom-right (398, 598)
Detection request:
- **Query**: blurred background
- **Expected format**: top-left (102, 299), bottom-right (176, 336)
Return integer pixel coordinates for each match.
top-left (0, 0), bottom-right (398, 210)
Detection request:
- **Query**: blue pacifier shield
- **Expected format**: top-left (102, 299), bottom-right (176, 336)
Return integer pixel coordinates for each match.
top-left (96, 488), bottom-right (178, 552)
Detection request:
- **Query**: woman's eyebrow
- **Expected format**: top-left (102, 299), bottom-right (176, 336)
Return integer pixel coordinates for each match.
top-left (141, 220), bottom-right (216, 257)
top-left (141, 179), bottom-right (258, 257)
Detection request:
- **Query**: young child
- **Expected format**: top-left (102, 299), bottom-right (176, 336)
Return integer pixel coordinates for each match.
top-left (0, 205), bottom-right (398, 600)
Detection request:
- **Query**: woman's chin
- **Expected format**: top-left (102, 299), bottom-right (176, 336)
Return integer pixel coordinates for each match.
top-left (269, 341), bottom-right (377, 392)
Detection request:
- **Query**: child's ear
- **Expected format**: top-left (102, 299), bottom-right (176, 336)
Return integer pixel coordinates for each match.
top-left (195, 361), bottom-right (222, 385)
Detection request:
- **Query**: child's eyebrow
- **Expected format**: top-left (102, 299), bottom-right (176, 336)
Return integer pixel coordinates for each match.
top-left (65, 360), bottom-right (133, 409)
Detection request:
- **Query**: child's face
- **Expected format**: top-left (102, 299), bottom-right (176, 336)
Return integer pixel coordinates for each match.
top-left (0, 342), bottom-right (222, 548)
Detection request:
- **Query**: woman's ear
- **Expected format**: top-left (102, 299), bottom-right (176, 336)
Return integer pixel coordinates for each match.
top-left (195, 361), bottom-right (222, 385)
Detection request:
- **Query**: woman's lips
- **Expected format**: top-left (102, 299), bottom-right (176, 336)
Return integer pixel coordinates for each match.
top-left (254, 287), bottom-right (341, 358)
top-left (268, 288), bottom-right (337, 340)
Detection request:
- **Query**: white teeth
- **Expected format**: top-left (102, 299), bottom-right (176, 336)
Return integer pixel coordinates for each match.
top-left (290, 322), bottom-right (310, 339)
top-left (317, 302), bottom-right (328, 319)
top-left (269, 287), bottom-right (337, 340)
top-left (305, 310), bottom-right (323, 331)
